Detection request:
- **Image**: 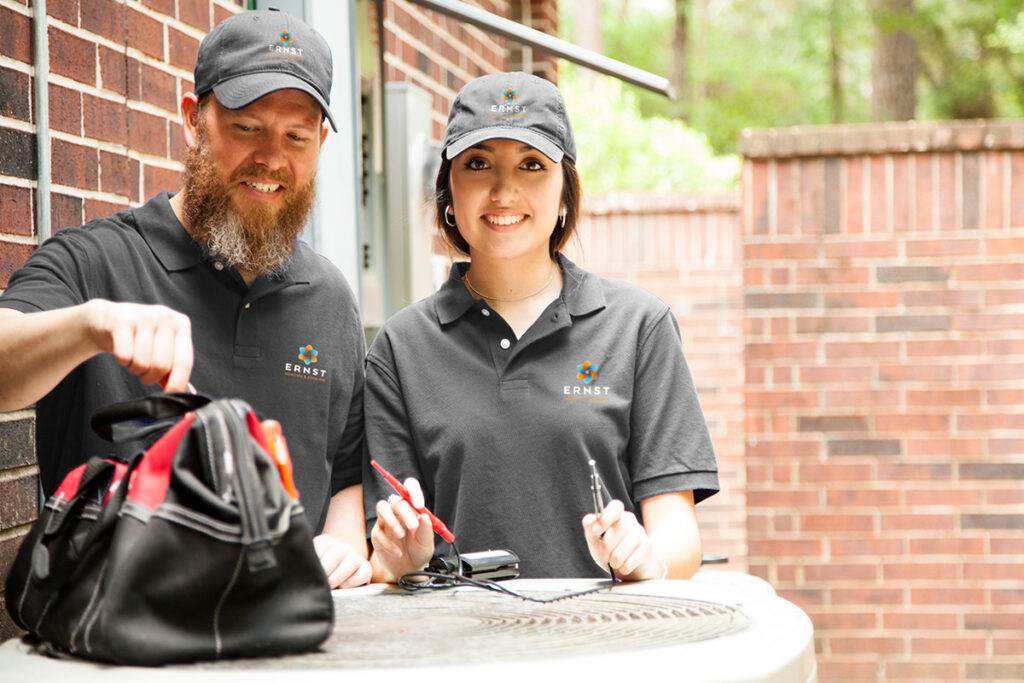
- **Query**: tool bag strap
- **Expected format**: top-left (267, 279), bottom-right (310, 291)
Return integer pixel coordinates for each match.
top-left (33, 454), bottom-right (140, 588)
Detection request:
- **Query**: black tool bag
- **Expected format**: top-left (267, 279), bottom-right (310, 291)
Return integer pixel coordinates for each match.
top-left (4, 395), bottom-right (333, 665)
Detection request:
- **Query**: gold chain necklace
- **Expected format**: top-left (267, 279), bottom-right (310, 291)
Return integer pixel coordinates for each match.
top-left (463, 264), bottom-right (557, 303)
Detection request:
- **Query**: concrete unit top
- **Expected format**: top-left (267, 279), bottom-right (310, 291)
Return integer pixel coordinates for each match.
top-left (0, 572), bottom-right (816, 683)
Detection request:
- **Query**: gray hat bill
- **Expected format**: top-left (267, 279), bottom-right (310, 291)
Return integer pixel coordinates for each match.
top-left (195, 9), bottom-right (337, 131)
top-left (212, 71), bottom-right (337, 132)
top-left (442, 72), bottom-right (576, 163)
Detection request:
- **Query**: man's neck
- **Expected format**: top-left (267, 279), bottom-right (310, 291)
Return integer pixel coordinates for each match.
top-left (169, 188), bottom-right (257, 286)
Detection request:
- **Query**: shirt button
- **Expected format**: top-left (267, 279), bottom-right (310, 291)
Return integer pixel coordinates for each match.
top-left (499, 338), bottom-right (511, 349)
top-left (214, 262), bottom-right (224, 271)
top-left (481, 309), bottom-right (490, 317)
top-left (244, 303), bottom-right (251, 309)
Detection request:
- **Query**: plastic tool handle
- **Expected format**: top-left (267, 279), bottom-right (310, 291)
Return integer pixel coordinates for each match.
top-left (370, 459), bottom-right (455, 543)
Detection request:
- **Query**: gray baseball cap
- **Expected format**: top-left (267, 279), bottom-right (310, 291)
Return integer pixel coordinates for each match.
top-left (194, 9), bottom-right (337, 131)
top-left (442, 72), bottom-right (576, 163)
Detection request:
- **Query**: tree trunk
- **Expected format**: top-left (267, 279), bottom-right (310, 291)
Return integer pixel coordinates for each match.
top-left (671, 0), bottom-right (689, 104)
top-left (830, 0), bottom-right (843, 122)
top-left (871, 0), bottom-right (917, 121)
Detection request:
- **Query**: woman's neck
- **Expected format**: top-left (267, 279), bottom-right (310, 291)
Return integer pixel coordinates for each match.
top-left (464, 254), bottom-right (557, 302)
top-left (463, 254), bottom-right (562, 339)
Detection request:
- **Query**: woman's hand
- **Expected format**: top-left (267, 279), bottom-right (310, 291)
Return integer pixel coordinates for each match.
top-left (582, 499), bottom-right (668, 581)
top-left (369, 477), bottom-right (436, 583)
top-left (313, 534), bottom-right (373, 588)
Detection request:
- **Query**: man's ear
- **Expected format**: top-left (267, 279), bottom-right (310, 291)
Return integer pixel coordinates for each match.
top-left (320, 121), bottom-right (329, 144)
top-left (181, 92), bottom-right (202, 148)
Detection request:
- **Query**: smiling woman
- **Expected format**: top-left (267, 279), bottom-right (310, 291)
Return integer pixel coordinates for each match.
top-left (363, 72), bottom-right (720, 584)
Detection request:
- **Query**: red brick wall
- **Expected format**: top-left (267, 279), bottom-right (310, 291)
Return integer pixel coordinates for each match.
top-left (381, 0), bottom-right (559, 143)
top-left (0, 0), bottom-right (244, 641)
top-left (568, 192), bottom-right (747, 570)
top-left (741, 120), bottom-right (1024, 681)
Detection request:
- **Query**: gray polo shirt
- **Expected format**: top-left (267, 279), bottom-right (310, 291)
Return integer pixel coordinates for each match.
top-left (364, 255), bottom-right (718, 578)
top-left (0, 192), bottom-right (364, 532)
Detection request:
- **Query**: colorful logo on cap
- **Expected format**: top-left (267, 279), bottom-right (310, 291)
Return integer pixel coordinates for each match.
top-left (279, 31), bottom-right (293, 44)
top-left (577, 361), bottom-right (598, 384)
top-left (298, 345), bottom-right (318, 365)
top-left (503, 88), bottom-right (517, 103)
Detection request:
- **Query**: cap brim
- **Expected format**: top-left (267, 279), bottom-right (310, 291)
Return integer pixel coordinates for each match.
top-left (444, 127), bottom-right (565, 163)
top-left (213, 72), bottom-right (338, 132)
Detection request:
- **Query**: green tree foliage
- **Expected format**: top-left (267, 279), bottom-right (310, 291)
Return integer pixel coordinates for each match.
top-left (560, 0), bottom-right (1024, 164)
top-left (559, 64), bottom-right (739, 193)
top-left (915, 1), bottom-right (1024, 119)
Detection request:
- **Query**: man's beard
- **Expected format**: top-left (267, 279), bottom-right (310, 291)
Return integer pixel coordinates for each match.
top-left (181, 136), bottom-right (316, 277)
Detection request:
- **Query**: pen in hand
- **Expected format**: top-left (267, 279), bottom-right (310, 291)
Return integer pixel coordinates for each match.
top-left (370, 459), bottom-right (455, 543)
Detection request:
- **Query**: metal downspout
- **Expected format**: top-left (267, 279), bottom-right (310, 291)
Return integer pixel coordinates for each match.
top-left (33, 0), bottom-right (51, 243)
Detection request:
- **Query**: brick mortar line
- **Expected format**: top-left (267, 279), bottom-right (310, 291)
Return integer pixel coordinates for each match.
top-left (0, 117), bottom-right (34, 134)
top-left (0, 234), bottom-right (37, 246)
top-left (0, 176), bottom-right (34, 189)
top-left (0, 54), bottom-right (32, 74)
top-left (0, 522), bottom-right (36, 543)
top-left (384, 25), bottom-right (474, 93)
top-left (0, 0), bottom-right (28, 16)
top-left (0, 463), bottom-right (37, 482)
top-left (48, 184), bottom-right (139, 205)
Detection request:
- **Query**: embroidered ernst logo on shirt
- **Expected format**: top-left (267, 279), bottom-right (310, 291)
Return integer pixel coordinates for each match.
top-left (284, 344), bottom-right (328, 381)
top-left (563, 360), bottom-right (611, 401)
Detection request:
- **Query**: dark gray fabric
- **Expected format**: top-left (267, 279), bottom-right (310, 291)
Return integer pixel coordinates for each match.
top-left (363, 255), bottom-right (718, 578)
top-left (0, 191), bottom-right (364, 533)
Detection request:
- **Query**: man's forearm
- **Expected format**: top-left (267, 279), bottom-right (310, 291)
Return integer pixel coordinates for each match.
top-left (0, 305), bottom-right (103, 411)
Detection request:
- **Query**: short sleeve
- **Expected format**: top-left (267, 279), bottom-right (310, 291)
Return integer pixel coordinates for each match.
top-left (0, 231), bottom-right (92, 313)
top-left (361, 336), bottom-right (428, 536)
top-left (628, 309), bottom-right (719, 504)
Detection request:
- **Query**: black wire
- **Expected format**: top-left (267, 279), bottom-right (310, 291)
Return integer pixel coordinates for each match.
top-left (397, 569), bottom-right (616, 603)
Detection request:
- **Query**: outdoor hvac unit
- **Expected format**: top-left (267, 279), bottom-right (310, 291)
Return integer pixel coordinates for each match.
top-left (0, 572), bottom-right (817, 682)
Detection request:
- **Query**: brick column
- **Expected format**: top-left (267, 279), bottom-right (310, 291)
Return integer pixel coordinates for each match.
top-left (740, 120), bottom-right (1024, 681)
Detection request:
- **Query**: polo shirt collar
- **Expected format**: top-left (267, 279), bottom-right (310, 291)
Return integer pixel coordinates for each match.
top-left (435, 261), bottom-right (477, 325)
top-left (133, 191), bottom-right (307, 287)
top-left (133, 191), bottom-right (204, 272)
top-left (558, 253), bottom-right (606, 316)
top-left (434, 253), bottom-right (606, 326)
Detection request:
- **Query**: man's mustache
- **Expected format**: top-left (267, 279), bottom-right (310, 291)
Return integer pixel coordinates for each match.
top-left (229, 165), bottom-right (294, 188)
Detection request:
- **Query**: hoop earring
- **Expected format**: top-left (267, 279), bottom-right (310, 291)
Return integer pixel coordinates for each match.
top-left (444, 205), bottom-right (456, 227)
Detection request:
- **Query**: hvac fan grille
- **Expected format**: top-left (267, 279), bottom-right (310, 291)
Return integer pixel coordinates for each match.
top-left (191, 589), bottom-right (750, 670)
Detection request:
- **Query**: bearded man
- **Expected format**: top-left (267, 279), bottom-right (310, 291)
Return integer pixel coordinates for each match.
top-left (0, 9), bottom-right (371, 588)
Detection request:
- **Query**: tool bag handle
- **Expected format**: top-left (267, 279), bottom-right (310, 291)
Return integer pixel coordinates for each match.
top-left (90, 393), bottom-right (211, 443)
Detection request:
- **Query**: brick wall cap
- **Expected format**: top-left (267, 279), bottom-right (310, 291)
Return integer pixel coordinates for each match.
top-left (583, 190), bottom-right (740, 216)
top-left (739, 119), bottom-right (1024, 158)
